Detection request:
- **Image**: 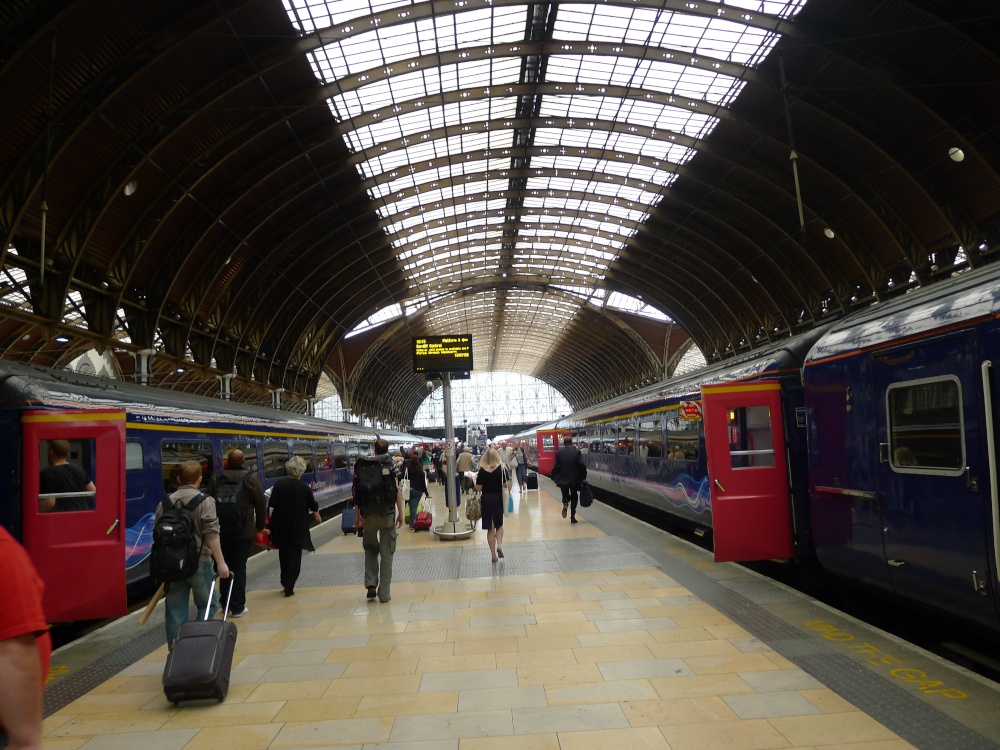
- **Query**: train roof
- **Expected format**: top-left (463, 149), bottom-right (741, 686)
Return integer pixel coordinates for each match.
top-left (805, 262), bottom-right (1000, 365)
top-left (559, 324), bottom-right (832, 426)
top-left (0, 361), bottom-right (428, 443)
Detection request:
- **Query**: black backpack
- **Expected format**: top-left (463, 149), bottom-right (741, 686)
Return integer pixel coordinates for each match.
top-left (149, 494), bottom-right (205, 583)
top-left (354, 458), bottom-right (396, 511)
top-left (213, 473), bottom-right (250, 537)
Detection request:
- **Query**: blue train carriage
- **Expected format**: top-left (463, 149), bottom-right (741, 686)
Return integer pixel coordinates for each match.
top-left (561, 325), bottom-right (828, 561)
top-left (0, 361), bottom-right (424, 623)
top-left (803, 262), bottom-right (1000, 635)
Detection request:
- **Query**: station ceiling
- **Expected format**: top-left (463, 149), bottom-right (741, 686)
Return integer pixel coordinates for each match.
top-left (2, 0), bottom-right (999, 426)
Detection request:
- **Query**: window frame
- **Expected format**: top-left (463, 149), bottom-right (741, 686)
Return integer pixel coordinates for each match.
top-left (885, 375), bottom-right (966, 476)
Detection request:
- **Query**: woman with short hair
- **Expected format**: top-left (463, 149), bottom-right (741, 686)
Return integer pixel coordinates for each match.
top-left (267, 455), bottom-right (321, 597)
top-left (475, 447), bottom-right (510, 563)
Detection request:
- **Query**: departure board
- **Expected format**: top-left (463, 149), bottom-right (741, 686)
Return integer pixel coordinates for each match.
top-left (413, 335), bottom-right (473, 373)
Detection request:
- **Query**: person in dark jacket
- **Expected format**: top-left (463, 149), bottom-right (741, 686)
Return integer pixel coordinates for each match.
top-left (206, 449), bottom-right (266, 618)
top-left (404, 448), bottom-right (431, 529)
top-left (551, 437), bottom-right (587, 524)
top-left (267, 456), bottom-right (320, 597)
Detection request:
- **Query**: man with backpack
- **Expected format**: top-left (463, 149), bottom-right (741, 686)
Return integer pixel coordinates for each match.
top-left (152, 460), bottom-right (230, 649)
top-left (352, 438), bottom-right (403, 603)
top-left (206, 449), bottom-right (265, 618)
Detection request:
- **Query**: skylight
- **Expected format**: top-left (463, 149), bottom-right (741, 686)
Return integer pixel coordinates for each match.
top-left (284, 0), bottom-right (807, 369)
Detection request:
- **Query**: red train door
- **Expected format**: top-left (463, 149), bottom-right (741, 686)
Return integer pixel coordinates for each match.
top-left (703, 382), bottom-right (793, 562)
top-left (21, 409), bottom-right (127, 622)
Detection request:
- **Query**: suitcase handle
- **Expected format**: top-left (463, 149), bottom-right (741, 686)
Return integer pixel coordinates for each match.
top-left (206, 576), bottom-right (235, 622)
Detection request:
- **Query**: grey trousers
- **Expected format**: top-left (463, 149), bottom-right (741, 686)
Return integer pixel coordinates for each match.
top-left (362, 509), bottom-right (398, 602)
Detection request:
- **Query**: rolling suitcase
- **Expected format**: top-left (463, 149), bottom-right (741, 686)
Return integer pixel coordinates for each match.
top-left (342, 506), bottom-right (357, 535)
top-left (526, 472), bottom-right (538, 490)
top-left (413, 510), bottom-right (433, 530)
top-left (163, 577), bottom-right (237, 704)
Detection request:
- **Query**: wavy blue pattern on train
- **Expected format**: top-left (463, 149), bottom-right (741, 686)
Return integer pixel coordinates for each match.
top-left (659, 474), bottom-right (711, 514)
top-left (125, 512), bottom-right (156, 568)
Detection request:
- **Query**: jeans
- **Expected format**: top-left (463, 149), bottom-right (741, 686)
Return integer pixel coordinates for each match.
top-left (219, 537), bottom-right (252, 612)
top-left (516, 463), bottom-right (527, 487)
top-left (164, 560), bottom-right (218, 648)
top-left (408, 488), bottom-right (423, 526)
top-left (362, 510), bottom-right (398, 602)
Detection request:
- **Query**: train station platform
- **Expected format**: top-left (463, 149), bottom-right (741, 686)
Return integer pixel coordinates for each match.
top-left (35, 477), bottom-right (1000, 750)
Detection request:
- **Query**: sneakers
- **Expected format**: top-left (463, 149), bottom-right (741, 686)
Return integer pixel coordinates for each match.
top-left (231, 606), bottom-right (249, 618)
top-left (367, 586), bottom-right (377, 600)
top-left (562, 504), bottom-right (568, 518)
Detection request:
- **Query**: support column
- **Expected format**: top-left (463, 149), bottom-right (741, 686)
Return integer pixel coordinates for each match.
top-left (433, 373), bottom-right (473, 539)
top-left (133, 348), bottom-right (155, 386)
top-left (217, 372), bottom-right (235, 400)
top-left (270, 388), bottom-right (284, 410)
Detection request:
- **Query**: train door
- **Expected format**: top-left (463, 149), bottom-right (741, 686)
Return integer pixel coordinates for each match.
top-left (873, 333), bottom-right (999, 629)
top-left (21, 409), bottom-right (127, 622)
top-left (703, 382), bottom-right (793, 562)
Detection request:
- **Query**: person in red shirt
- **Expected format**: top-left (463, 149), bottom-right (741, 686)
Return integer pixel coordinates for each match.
top-left (0, 526), bottom-right (51, 750)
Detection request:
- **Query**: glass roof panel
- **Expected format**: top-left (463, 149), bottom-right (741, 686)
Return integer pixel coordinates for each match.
top-left (285, 0), bottom-right (808, 374)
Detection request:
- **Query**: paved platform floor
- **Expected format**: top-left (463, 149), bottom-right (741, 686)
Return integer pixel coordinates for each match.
top-left (35, 476), bottom-right (1000, 749)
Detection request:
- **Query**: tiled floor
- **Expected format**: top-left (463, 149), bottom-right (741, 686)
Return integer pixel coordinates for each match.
top-left (40, 481), bottom-right (917, 749)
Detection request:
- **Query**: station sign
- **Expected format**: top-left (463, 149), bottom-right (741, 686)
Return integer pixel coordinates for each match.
top-left (413, 335), bottom-right (473, 374)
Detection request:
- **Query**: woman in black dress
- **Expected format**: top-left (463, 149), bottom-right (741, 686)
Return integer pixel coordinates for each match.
top-left (475, 446), bottom-right (510, 563)
top-left (267, 455), bottom-right (320, 596)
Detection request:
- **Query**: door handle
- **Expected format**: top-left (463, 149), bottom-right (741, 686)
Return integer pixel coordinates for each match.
top-left (106, 519), bottom-right (120, 536)
top-left (714, 479), bottom-right (726, 493)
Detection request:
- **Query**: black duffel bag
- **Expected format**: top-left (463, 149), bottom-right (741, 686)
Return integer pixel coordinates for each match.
top-left (579, 481), bottom-right (594, 508)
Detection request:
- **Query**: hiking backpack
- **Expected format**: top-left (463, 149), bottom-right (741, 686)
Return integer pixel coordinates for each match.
top-left (354, 458), bottom-right (397, 511)
top-left (213, 473), bottom-right (250, 537)
top-left (149, 494), bottom-right (205, 583)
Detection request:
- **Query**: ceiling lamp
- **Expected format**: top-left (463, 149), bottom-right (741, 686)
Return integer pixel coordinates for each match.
top-left (823, 227), bottom-right (835, 239)
top-left (948, 147), bottom-right (965, 162)
top-left (123, 179), bottom-right (138, 196)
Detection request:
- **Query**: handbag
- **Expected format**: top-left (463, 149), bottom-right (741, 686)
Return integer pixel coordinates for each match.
top-left (579, 481), bottom-right (594, 508)
top-left (252, 528), bottom-right (271, 549)
top-left (399, 467), bottom-right (410, 497)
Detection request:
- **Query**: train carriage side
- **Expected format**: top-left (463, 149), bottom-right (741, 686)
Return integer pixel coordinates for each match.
top-left (562, 327), bottom-right (827, 554)
top-left (804, 264), bottom-right (1000, 635)
top-left (0, 361), bottom-right (429, 622)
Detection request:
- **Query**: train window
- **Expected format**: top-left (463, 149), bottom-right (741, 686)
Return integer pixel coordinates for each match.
top-left (665, 409), bottom-right (699, 461)
top-left (293, 443), bottom-right (315, 476)
top-left (726, 406), bottom-right (775, 469)
top-left (125, 441), bottom-right (144, 471)
top-left (263, 442), bottom-right (288, 479)
top-left (887, 377), bottom-right (964, 472)
top-left (316, 443), bottom-right (332, 471)
top-left (333, 442), bottom-right (348, 469)
top-left (618, 419), bottom-right (636, 455)
top-left (638, 418), bottom-right (662, 458)
top-left (347, 444), bottom-right (360, 470)
top-left (222, 442), bottom-right (258, 473)
top-left (38, 438), bottom-right (97, 512)
top-left (160, 441), bottom-right (214, 494)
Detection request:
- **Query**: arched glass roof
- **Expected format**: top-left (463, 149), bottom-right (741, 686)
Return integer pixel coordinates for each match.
top-left (413, 371), bottom-right (572, 428)
top-left (283, 0), bottom-right (807, 373)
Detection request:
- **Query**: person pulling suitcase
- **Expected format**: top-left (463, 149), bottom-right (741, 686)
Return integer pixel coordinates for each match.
top-left (149, 460), bottom-right (230, 650)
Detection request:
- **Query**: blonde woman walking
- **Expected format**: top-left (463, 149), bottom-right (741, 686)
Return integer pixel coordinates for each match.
top-left (475, 446), bottom-right (510, 563)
